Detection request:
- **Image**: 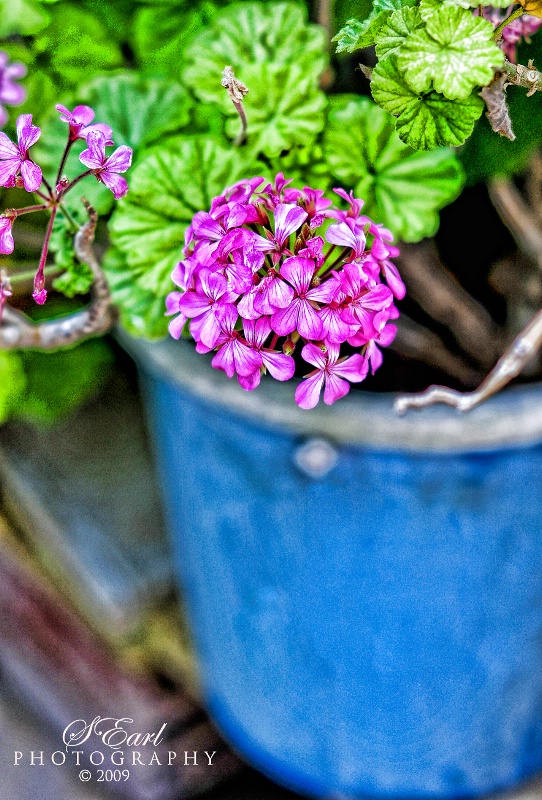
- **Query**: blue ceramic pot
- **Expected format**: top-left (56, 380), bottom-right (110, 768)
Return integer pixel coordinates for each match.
top-left (128, 336), bottom-right (542, 800)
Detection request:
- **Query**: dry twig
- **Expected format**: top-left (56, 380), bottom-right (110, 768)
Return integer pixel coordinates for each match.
top-left (397, 241), bottom-right (503, 369)
top-left (0, 202), bottom-right (115, 350)
top-left (394, 305), bottom-right (542, 414)
top-left (221, 66), bottom-right (249, 146)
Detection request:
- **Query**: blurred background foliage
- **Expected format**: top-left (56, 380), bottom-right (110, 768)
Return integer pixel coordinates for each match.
top-left (0, 0), bottom-right (541, 423)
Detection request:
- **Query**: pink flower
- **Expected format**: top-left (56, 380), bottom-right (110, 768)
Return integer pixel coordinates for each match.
top-left (178, 269), bottom-right (238, 349)
top-left (166, 174), bottom-right (403, 408)
top-left (238, 317), bottom-right (295, 389)
top-left (0, 215), bottom-right (14, 254)
top-left (0, 52), bottom-right (27, 128)
top-left (211, 305), bottom-right (262, 379)
top-left (56, 104), bottom-right (113, 143)
top-left (271, 257), bottom-right (338, 340)
top-left (79, 131), bottom-right (132, 199)
top-left (295, 342), bottom-right (368, 409)
top-left (0, 114), bottom-right (42, 191)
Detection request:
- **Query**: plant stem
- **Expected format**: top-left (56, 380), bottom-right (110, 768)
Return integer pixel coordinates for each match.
top-left (10, 204), bottom-right (48, 217)
top-left (34, 204), bottom-right (59, 297)
top-left (60, 170), bottom-right (93, 197)
top-left (56, 138), bottom-right (74, 185)
top-left (493, 6), bottom-right (524, 41)
top-left (317, 247), bottom-right (348, 276)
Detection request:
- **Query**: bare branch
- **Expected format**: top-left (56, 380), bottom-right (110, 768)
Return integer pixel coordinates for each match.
top-left (502, 58), bottom-right (542, 97)
top-left (489, 177), bottom-right (542, 270)
top-left (0, 201), bottom-right (116, 351)
top-left (397, 241), bottom-right (503, 369)
top-left (391, 315), bottom-right (482, 387)
top-left (394, 305), bottom-right (542, 414)
top-left (221, 66), bottom-right (249, 146)
top-left (526, 150), bottom-right (542, 225)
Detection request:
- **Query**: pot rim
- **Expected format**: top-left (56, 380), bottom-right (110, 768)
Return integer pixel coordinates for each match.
top-left (122, 332), bottom-right (542, 454)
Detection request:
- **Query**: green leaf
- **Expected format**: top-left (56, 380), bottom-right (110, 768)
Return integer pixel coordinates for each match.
top-left (133, 2), bottom-right (225, 78)
top-left (79, 73), bottom-right (193, 151)
top-left (184, 1), bottom-right (327, 85)
top-left (324, 95), bottom-right (464, 241)
top-left (183, 2), bottom-right (327, 155)
top-left (375, 7), bottom-right (424, 61)
top-left (371, 55), bottom-right (484, 149)
top-left (33, 5), bottom-right (124, 90)
top-left (221, 63), bottom-right (327, 157)
top-left (0, 0), bottom-right (49, 36)
top-left (0, 351), bottom-right (26, 424)
top-left (49, 210), bottom-right (94, 298)
top-left (108, 137), bottom-right (254, 337)
top-left (399, 7), bottom-right (504, 100)
top-left (102, 247), bottom-right (170, 340)
top-left (16, 338), bottom-right (114, 426)
top-left (333, 0), bottom-right (416, 52)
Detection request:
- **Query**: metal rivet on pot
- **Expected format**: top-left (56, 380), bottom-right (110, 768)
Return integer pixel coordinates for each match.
top-left (293, 437), bottom-right (339, 479)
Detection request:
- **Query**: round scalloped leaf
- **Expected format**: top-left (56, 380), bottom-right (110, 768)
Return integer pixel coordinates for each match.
top-left (375, 7), bottom-right (424, 61)
top-left (398, 7), bottom-right (504, 100)
top-left (183, 2), bottom-right (327, 100)
top-left (79, 73), bottom-right (193, 151)
top-left (108, 137), bottom-right (256, 338)
top-left (372, 55), bottom-right (484, 149)
top-left (223, 63), bottom-right (327, 157)
top-left (334, 0), bottom-right (416, 52)
top-left (324, 96), bottom-right (464, 241)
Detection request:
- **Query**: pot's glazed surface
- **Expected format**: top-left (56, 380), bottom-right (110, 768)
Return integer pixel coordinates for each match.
top-left (128, 336), bottom-right (542, 799)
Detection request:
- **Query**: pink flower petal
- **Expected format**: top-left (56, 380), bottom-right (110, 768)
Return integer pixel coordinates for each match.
top-left (267, 274), bottom-right (294, 309)
top-left (273, 203), bottom-right (307, 246)
top-left (270, 298), bottom-right (301, 337)
top-left (323, 373), bottom-right (350, 405)
top-left (262, 351), bottom-right (295, 381)
top-left (280, 256), bottom-right (314, 294)
top-left (16, 114), bottom-right (32, 141)
top-left (72, 105), bottom-right (95, 126)
top-left (296, 299), bottom-right (323, 340)
top-left (0, 158), bottom-right (20, 187)
top-left (0, 216), bottom-right (14, 254)
top-left (168, 313), bottom-right (187, 339)
top-left (17, 121), bottom-right (40, 152)
top-left (238, 369), bottom-right (262, 391)
top-left (79, 131), bottom-right (106, 169)
top-left (0, 132), bottom-right (18, 159)
top-left (300, 342), bottom-right (328, 370)
top-left (104, 145), bottom-right (133, 174)
top-left (382, 260), bottom-right (406, 300)
top-left (99, 170), bottom-right (129, 199)
top-left (20, 159), bottom-right (42, 192)
top-left (295, 371), bottom-right (325, 409)
top-left (331, 353), bottom-right (368, 383)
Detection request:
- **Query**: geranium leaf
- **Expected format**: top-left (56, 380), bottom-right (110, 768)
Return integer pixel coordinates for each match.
top-left (419, 0), bottom-right (513, 20)
top-left (221, 63), bottom-right (327, 157)
top-left (133, 1), bottom-right (225, 78)
top-left (33, 5), bottom-right (124, 90)
top-left (0, 0), bottom-right (49, 36)
top-left (334, 0), bottom-right (416, 52)
top-left (371, 55), bottom-right (484, 149)
top-left (324, 95), bottom-right (464, 241)
top-left (79, 73), bottom-right (193, 150)
top-left (398, 7), bottom-right (504, 100)
top-left (102, 247), bottom-right (170, 340)
top-left (183, 2), bottom-right (327, 155)
top-left (375, 7), bottom-right (424, 61)
top-left (184, 1), bottom-right (327, 95)
top-left (108, 138), bottom-right (255, 337)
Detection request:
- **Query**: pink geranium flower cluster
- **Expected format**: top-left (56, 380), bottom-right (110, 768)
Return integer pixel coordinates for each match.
top-left (480, 6), bottom-right (542, 62)
top-left (0, 104), bottom-right (132, 308)
top-left (166, 174), bottom-right (404, 409)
